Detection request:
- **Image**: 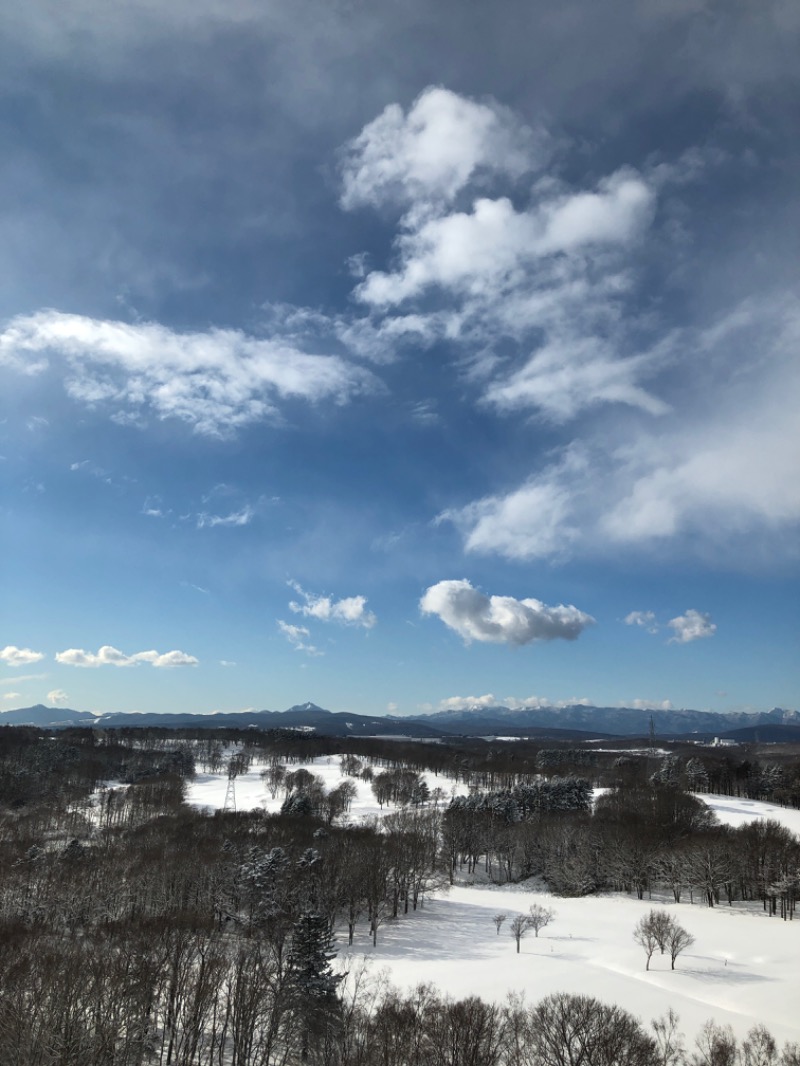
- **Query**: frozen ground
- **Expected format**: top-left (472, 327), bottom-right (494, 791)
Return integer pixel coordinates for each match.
top-left (185, 756), bottom-right (800, 1045)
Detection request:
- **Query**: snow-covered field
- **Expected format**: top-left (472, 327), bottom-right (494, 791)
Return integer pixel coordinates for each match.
top-left (185, 755), bottom-right (800, 1046)
top-left (342, 884), bottom-right (800, 1047)
top-left (186, 754), bottom-right (468, 818)
top-left (699, 793), bottom-right (800, 835)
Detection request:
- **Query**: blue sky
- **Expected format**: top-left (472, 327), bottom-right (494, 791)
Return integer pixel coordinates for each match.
top-left (1, 0), bottom-right (798, 717)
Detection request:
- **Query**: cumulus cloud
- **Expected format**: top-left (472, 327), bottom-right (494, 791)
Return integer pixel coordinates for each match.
top-left (47, 689), bottom-right (69, 705)
top-left (0, 646), bottom-right (45, 667)
top-left (419, 579), bottom-right (594, 646)
top-left (624, 611), bottom-right (659, 634)
top-left (277, 621), bottom-right (322, 656)
top-left (288, 581), bottom-right (376, 628)
top-left (667, 610), bottom-right (716, 644)
top-left (339, 89), bottom-right (665, 423)
top-left (355, 171), bottom-right (654, 310)
top-left (340, 86), bottom-right (545, 212)
top-left (55, 645), bottom-right (198, 667)
top-left (624, 698), bottom-right (674, 711)
top-left (3, 693), bottom-right (21, 701)
top-left (0, 310), bottom-right (378, 437)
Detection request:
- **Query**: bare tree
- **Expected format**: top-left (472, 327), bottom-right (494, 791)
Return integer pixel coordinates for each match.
top-left (652, 1008), bottom-right (685, 1066)
top-left (262, 763), bottom-right (286, 799)
top-left (526, 992), bottom-right (657, 1066)
top-left (509, 914), bottom-right (530, 953)
top-left (493, 913), bottom-right (507, 935)
top-left (666, 922), bottom-right (695, 971)
top-left (528, 903), bottom-right (556, 938)
top-left (740, 1024), bottom-right (779, 1066)
top-left (633, 913), bottom-right (660, 971)
top-left (691, 1020), bottom-right (738, 1066)
top-left (648, 910), bottom-right (674, 955)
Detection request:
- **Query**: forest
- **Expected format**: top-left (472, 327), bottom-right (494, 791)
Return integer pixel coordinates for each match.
top-left (0, 724), bottom-right (799, 1065)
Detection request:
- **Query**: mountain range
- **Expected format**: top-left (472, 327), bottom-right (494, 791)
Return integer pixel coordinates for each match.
top-left (1, 701), bottom-right (798, 741)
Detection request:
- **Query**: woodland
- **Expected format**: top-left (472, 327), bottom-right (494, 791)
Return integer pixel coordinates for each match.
top-left (0, 725), bottom-right (799, 1065)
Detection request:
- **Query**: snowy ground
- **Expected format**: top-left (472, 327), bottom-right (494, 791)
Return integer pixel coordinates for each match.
top-left (341, 883), bottom-right (800, 1047)
top-left (186, 754), bottom-right (468, 818)
top-left (184, 756), bottom-right (800, 1045)
top-left (698, 793), bottom-right (800, 835)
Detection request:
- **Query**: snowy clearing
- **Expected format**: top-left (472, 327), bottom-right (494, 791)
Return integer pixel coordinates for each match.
top-left (341, 881), bottom-right (800, 1047)
top-left (186, 754), bottom-right (468, 819)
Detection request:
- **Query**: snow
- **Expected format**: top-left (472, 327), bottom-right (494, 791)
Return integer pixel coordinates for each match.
top-left (185, 756), bottom-right (800, 1046)
top-left (186, 754), bottom-right (468, 818)
top-left (341, 884), bottom-right (800, 1047)
top-left (696, 793), bottom-right (800, 835)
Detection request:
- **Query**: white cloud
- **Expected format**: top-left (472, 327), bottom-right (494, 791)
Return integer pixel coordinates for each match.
top-left (419, 579), bottom-right (594, 646)
top-left (196, 505), bottom-right (254, 529)
top-left (55, 645), bottom-right (198, 667)
top-left (624, 611), bottom-right (659, 634)
top-left (277, 621), bottom-right (322, 657)
top-left (142, 496), bottom-right (165, 518)
top-left (288, 581), bottom-right (376, 628)
top-left (0, 673), bottom-right (46, 686)
top-left (340, 86), bottom-right (545, 212)
top-left (439, 456), bottom-right (579, 561)
top-left (340, 89), bottom-right (666, 424)
top-left (47, 689), bottom-right (69, 705)
top-left (624, 698), bottom-right (674, 711)
top-left (3, 693), bottom-right (21, 701)
top-left (356, 173), bottom-right (654, 310)
top-left (667, 610), bottom-right (716, 644)
top-left (444, 296), bottom-right (800, 564)
top-left (435, 693), bottom-right (592, 711)
top-left (0, 310), bottom-right (378, 437)
top-left (0, 645), bottom-right (45, 667)
top-left (438, 693), bottom-right (504, 711)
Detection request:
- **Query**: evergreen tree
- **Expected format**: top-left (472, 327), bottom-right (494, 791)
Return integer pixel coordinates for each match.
top-left (288, 910), bottom-right (344, 1061)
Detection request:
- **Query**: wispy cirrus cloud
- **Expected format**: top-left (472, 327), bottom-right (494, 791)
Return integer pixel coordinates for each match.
top-left (442, 296), bottom-right (800, 564)
top-left (0, 310), bottom-right (378, 437)
top-left (420, 579), bottom-right (594, 646)
top-left (55, 645), bottom-right (198, 667)
top-left (196, 505), bottom-right (254, 529)
top-left (1, 646), bottom-right (45, 667)
top-left (0, 673), bottom-right (46, 686)
top-left (277, 621), bottom-right (322, 657)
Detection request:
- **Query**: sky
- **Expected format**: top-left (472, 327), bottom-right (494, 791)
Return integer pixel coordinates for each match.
top-left (1, 0), bottom-right (799, 718)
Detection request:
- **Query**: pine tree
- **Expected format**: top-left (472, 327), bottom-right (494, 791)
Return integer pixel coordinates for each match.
top-left (289, 910), bottom-right (344, 1061)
